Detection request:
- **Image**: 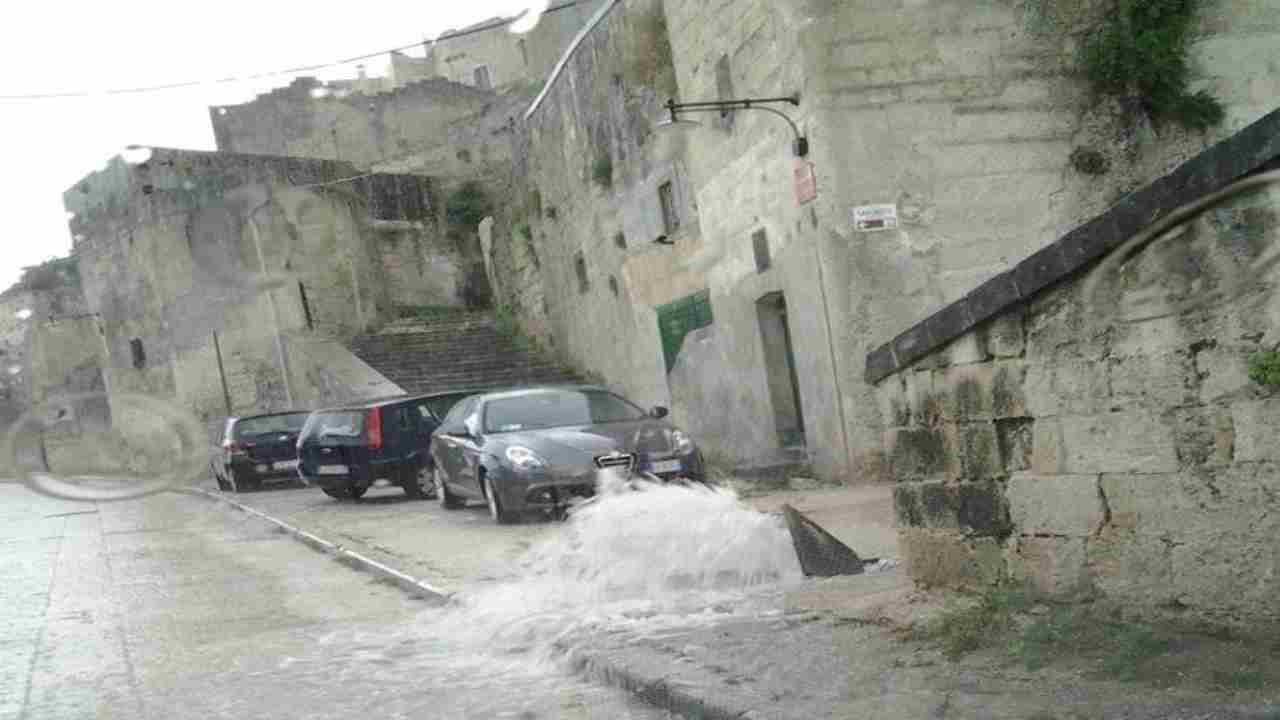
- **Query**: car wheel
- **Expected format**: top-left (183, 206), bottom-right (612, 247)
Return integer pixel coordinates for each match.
top-left (349, 485), bottom-right (367, 500)
top-left (482, 475), bottom-right (516, 525)
top-left (402, 462), bottom-right (433, 500)
top-left (435, 467), bottom-right (463, 510)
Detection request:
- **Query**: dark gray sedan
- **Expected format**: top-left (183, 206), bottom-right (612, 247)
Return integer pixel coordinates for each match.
top-left (429, 385), bottom-right (705, 523)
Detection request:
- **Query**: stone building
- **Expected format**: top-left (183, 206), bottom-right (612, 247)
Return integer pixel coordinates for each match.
top-left (481, 0), bottom-right (1280, 623)
top-left (413, 1), bottom-right (606, 92)
top-left (62, 148), bottom-right (467, 436)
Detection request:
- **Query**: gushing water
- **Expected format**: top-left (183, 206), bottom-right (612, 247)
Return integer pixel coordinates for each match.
top-left (429, 471), bottom-right (803, 664)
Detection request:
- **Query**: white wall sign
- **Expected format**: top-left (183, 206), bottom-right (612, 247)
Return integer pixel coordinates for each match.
top-left (852, 204), bottom-right (899, 232)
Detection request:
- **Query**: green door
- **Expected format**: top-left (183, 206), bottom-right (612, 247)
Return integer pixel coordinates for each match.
top-left (656, 290), bottom-right (713, 373)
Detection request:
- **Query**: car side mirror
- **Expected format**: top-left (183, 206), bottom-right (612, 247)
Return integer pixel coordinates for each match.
top-left (650, 406), bottom-right (669, 419)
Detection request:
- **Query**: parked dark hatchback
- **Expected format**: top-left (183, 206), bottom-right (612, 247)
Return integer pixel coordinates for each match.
top-left (212, 411), bottom-right (312, 493)
top-left (296, 391), bottom-right (475, 500)
top-left (430, 385), bottom-right (705, 523)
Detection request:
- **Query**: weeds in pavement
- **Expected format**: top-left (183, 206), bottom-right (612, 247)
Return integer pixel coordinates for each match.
top-left (911, 585), bottom-right (1033, 660)
top-left (911, 587), bottom-right (1280, 693)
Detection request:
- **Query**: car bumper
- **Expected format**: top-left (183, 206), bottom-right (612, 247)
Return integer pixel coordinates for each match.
top-left (230, 459), bottom-right (303, 481)
top-left (497, 451), bottom-right (705, 512)
top-left (298, 459), bottom-right (398, 490)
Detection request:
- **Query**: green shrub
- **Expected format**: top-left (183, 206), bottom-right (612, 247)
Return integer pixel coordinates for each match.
top-left (592, 152), bottom-right (614, 189)
top-left (445, 181), bottom-right (492, 228)
top-left (1079, 0), bottom-right (1224, 130)
top-left (1248, 351), bottom-right (1280, 388)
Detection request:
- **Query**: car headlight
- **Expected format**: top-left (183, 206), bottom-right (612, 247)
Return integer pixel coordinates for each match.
top-left (671, 429), bottom-right (695, 455)
top-left (505, 446), bottom-right (546, 471)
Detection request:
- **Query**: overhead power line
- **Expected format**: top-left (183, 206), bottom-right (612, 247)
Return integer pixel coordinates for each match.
top-left (0, 2), bottom-right (583, 102)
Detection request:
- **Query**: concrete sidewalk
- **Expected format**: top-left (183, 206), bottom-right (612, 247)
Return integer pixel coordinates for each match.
top-left (196, 481), bottom-right (1279, 719)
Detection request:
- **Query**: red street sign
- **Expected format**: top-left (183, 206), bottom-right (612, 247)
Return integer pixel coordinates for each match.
top-left (794, 160), bottom-right (817, 205)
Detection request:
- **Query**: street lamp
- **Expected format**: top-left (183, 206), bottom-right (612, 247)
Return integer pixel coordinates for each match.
top-left (655, 94), bottom-right (810, 157)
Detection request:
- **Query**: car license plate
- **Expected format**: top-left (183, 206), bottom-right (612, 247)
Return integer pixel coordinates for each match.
top-left (274, 459), bottom-right (300, 471)
top-left (318, 464), bottom-right (349, 475)
top-left (649, 459), bottom-right (682, 474)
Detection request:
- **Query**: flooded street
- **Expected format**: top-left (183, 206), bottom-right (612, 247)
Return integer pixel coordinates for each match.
top-left (0, 477), bottom-right (806, 719)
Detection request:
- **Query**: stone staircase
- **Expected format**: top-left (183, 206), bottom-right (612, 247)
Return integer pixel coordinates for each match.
top-left (346, 310), bottom-right (581, 395)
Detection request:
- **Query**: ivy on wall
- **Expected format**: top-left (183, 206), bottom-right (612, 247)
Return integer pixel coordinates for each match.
top-left (1079, 0), bottom-right (1224, 130)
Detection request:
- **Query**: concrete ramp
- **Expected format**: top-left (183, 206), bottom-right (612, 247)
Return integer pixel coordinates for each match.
top-left (782, 503), bottom-right (867, 577)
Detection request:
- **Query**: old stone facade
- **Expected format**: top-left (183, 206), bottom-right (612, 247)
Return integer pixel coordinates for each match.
top-left (411, 1), bottom-right (605, 92)
top-left (63, 148), bottom-right (458, 436)
top-left (881, 129), bottom-right (1280, 625)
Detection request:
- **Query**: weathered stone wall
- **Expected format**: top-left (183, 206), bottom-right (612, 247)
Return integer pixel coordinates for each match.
top-left (492, 0), bottom-right (747, 454)
top-left (660, 0), bottom-right (852, 474)
top-left (884, 172), bottom-right (1280, 626)
top-left (793, 0), bottom-right (1280, 483)
top-left (0, 289), bottom-right (37, 431)
top-left (64, 148), bottom-right (428, 434)
top-left (209, 76), bottom-right (499, 173)
top-left (423, 1), bottom-right (605, 92)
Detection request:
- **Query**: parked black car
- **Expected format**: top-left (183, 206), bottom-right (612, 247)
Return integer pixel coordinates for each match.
top-left (212, 411), bottom-right (312, 493)
top-left (430, 385), bottom-right (705, 523)
top-left (296, 391), bottom-right (475, 500)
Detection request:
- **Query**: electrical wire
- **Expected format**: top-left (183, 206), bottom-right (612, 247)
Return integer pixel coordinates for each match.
top-left (0, 1), bottom-right (583, 102)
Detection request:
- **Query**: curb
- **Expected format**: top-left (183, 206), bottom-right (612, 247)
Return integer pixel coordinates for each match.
top-left (564, 647), bottom-right (752, 720)
top-left (181, 487), bottom-right (451, 604)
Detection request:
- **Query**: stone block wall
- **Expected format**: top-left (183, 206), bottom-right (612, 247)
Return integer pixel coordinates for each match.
top-left (884, 174), bottom-right (1280, 626)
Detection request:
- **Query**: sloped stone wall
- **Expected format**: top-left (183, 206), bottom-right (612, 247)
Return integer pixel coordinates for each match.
top-left (884, 172), bottom-right (1280, 626)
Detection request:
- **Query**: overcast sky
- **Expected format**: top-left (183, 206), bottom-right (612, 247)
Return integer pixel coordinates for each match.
top-left (0, 0), bottom-right (551, 291)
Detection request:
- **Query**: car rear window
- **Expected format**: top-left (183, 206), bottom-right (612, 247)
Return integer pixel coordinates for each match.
top-left (306, 411), bottom-right (365, 438)
top-left (235, 413), bottom-right (309, 438)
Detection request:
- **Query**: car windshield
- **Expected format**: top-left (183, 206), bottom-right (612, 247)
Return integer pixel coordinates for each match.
top-left (483, 390), bottom-right (647, 433)
top-left (234, 413), bottom-right (309, 437)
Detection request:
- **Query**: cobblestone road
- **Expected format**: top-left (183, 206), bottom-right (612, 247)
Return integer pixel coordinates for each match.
top-left (0, 483), bottom-right (670, 720)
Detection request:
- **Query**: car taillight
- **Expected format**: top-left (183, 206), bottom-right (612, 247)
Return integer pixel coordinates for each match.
top-left (367, 408), bottom-right (383, 450)
top-left (223, 440), bottom-right (249, 455)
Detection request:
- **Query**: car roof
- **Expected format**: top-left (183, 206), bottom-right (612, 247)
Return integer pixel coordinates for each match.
top-left (310, 388), bottom-right (499, 414)
top-left (233, 410), bottom-right (311, 423)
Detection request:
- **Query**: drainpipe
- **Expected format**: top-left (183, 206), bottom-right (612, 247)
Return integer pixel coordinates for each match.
top-left (811, 230), bottom-right (852, 482)
top-left (246, 200), bottom-right (296, 409)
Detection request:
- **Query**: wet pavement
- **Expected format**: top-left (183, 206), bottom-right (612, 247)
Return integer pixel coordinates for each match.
top-left (0, 483), bottom-right (672, 719)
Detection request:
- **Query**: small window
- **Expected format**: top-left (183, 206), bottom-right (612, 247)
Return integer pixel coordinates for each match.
top-left (473, 65), bottom-right (492, 90)
top-left (608, 275), bottom-right (620, 297)
top-left (658, 181), bottom-right (679, 236)
top-left (130, 339), bottom-right (146, 370)
top-left (753, 229), bottom-right (771, 273)
top-left (614, 231), bottom-right (627, 249)
top-left (715, 54), bottom-right (735, 131)
top-left (575, 253), bottom-right (590, 294)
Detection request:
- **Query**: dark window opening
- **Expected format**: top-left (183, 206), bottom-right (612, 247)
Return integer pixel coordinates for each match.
top-left (575, 253), bottom-right (589, 294)
top-left (299, 282), bottom-right (314, 331)
top-left (753, 229), bottom-right (771, 273)
top-left (614, 231), bottom-right (627, 249)
top-left (658, 181), bottom-right (679, 236)
top-left (130, 339), bottom-right (146, 370)
top-left (608, 275), bottom-right (620, 297)
top-left (715, 54), bottom-right (735, 131)
top-left (473, 65), bottom-right (492, 90)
